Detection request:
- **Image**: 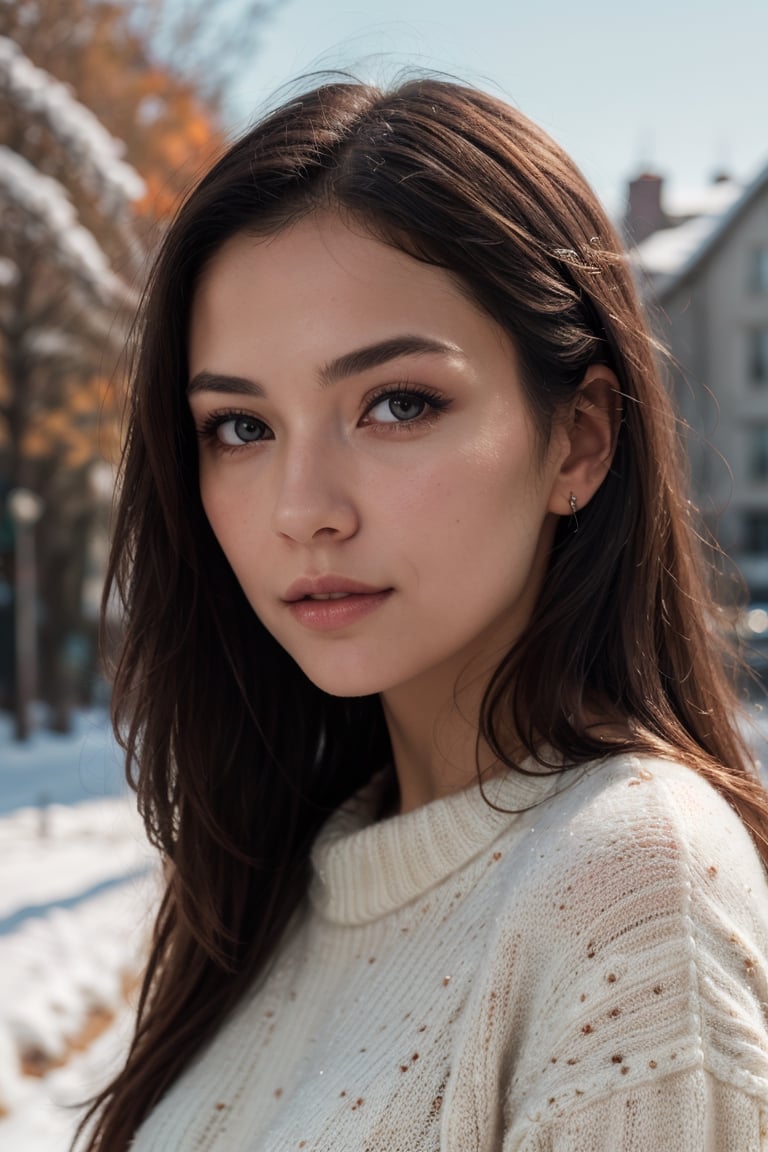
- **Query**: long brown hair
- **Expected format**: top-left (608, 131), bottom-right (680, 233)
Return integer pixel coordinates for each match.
top-left (76, 77), bottom-right (768, 1149)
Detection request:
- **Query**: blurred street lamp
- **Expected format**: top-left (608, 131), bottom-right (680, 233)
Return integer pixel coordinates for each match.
top-left (8, 487), bottom-right (44, 742)
top-left (88, 459), bottom-right (114, 502)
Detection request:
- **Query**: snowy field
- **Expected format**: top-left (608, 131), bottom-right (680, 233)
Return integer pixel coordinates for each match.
top-left (0, 714), bottom-right (160, 1149)
top-left (1, 707), bottom-right (768, 1150)
top-left (0, 709), bottom-right (127, 814)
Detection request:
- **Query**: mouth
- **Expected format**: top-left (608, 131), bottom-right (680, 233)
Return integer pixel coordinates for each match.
top-left (284, 587), bottom-right (393, 631)
top-left (298, 592), bottom-right (361, 601)
top-left (283, 576), bottom-right (391, 603)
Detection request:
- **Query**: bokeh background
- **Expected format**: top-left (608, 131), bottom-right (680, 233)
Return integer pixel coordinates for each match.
top-left (1, 0), bottom-right (767, 1145)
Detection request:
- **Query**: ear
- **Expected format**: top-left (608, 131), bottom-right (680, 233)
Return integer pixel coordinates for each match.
top-left (548, 364), bottom-right (621, 516)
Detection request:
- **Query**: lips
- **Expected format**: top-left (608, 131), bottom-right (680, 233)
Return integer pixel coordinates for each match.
top-left (282, 576), bottom-right (394, 632)
top-left (285, 589), bottom-right (393, 631)
top-left (283, 575), bottom-right (391, 602)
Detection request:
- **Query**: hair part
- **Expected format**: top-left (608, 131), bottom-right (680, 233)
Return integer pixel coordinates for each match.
top-left (75, 76), bottom-right (767, 1150)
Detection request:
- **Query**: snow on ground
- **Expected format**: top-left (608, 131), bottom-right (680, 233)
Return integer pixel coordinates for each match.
top-left (0, 708), bottom-right (127, 814)
top-left (0, 985), bottom-right (139, 1150)
top-left (0, 796), bottom-right (153, 920)
top-left (0, 879), bottom-right (159, 1149)
top-left (0, 712), bottom-right (161, 1148)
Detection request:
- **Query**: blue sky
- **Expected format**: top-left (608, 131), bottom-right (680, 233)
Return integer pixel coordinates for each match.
top-left (227, 0), bottom-right (767, 218)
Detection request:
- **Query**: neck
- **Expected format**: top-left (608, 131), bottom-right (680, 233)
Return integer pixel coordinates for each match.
top-left (381, 652), bottom-right (516, 815)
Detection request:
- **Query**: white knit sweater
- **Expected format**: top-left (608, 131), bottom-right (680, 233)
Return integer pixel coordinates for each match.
top-left (130, 753), bottom-right (768, 1151)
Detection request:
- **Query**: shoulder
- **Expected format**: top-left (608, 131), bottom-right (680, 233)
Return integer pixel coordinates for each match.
top-left (535, 748), bottom-right (752, 835)
top-left (474, 752), bottom-right (768, 1111)
top-left (517, 751), bottom-right (767, 900)
top-left (494, 750), bottom-right (768, 976)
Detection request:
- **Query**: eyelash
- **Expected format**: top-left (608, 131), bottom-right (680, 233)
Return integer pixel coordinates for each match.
top-left (195, 383), bottom-right (452, 453)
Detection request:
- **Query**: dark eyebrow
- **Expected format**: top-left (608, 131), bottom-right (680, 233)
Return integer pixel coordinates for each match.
top-left (187, 335), bottom-right (461, 398)
top-left (186, 371), bottom-right (265, 398)
top-left (318, 335), bottom-right (462, 386)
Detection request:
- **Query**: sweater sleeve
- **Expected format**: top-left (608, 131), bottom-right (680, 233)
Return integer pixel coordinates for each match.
top-left (506, 1069), bottom-right (767, 1151)
top-left (448, 756), bottom-right (768, 1152)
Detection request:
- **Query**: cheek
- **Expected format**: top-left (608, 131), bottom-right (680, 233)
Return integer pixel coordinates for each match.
top-left (426, 434), bottom-right (545, 541)
top-left (199, 472), bottom-right (263, 573)
top-left (200, 476), bottom-right (231, 544)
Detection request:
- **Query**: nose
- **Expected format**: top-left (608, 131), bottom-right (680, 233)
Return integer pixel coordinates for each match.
top-left (270, 439), bottom-right (360, 544)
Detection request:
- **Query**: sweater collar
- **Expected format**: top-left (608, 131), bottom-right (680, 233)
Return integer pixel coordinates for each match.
top-left (309, 759), bottom-right (564, 926)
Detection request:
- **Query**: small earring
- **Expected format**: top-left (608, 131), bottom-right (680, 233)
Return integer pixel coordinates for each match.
top-left (569, 492), bottom-right (579, 531)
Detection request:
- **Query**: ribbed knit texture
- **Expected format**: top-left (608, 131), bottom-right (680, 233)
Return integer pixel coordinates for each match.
top-left (130, 754), bottom-right (768, 1150)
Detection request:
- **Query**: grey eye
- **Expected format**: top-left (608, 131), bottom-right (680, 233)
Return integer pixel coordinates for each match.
top-left (218, 416), bottom-right (267, 444)
top-left (370, 395), bottom-right (427, 423)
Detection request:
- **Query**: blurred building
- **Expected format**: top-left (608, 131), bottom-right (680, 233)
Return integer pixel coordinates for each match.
top-left (628, 162), bottom-right (768, 599)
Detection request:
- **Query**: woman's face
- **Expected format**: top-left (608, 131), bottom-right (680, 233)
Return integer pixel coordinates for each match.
top-left (187, 213), bottom-right (572, 701)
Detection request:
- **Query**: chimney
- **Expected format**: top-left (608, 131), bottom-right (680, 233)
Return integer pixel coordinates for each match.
top-left (624, 172), bottom-right (665, 246)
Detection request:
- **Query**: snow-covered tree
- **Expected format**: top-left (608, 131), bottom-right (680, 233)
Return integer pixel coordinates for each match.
top-left (0, 32), bottom-right (143, 467)
top-left (0, 34), bottom-right (145, 211)
top-left (0, 27), bottom-right (146, 737)
top-left (0, 0), bottom-right (283, 734)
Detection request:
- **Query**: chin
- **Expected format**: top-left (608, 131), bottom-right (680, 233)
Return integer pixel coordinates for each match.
top-left (314, 681), bottom-right (381, 700)
top-left (287, 650), bottom-right (403, 700)
top-left (299, 666), bottom-right (389, 699)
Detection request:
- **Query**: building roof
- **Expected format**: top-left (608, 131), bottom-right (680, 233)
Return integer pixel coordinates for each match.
top-left (634, 214), bottom-right (724, 279)
top-left (663, 179), bottom-right (743, 220)
top-left (632, 163), bottom-right (768, 299)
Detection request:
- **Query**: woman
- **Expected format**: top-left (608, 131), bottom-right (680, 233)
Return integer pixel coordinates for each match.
top-left (77, 78), bottom-right (768, 1150)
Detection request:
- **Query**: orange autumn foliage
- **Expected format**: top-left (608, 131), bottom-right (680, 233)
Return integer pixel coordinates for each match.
top-left (22, 375), bottom-right (122, 471)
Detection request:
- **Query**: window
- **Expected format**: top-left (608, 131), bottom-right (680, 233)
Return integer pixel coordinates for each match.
top-left (751, 245), bottom-right (768, 292)
top-left (744, 512), bottom-right (768, 554)
top-left (749, 425), bottom-right (768, 481)
top-left (749, 328), bottom-right (768, 384)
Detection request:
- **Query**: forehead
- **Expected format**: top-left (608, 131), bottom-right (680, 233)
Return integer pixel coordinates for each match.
top-left (189, 212), bottom-right (516, 374)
